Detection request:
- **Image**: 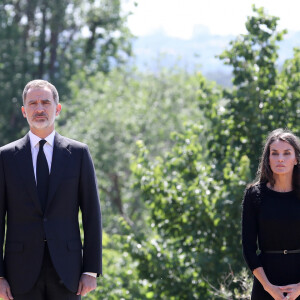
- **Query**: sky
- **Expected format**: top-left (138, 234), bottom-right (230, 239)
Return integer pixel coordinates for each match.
top-left (125, 0), bottom-right (300, 39)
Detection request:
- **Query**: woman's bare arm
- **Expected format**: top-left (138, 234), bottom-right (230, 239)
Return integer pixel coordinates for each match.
top-left (253, 267), bottom-right (286, 300)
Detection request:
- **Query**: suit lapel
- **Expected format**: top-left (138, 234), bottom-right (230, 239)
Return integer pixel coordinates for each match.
top-left (14, 134), bottom-right (42, 214)
top-left (46, 133), bottom-right (71, 212)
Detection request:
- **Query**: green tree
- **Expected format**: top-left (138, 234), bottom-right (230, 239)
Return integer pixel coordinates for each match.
top-left (214, 5), bottom-right (292, 175)
top-left (129, 124), bottom-right (251, 299)
top-left (85, 230), bottom-right (148, 300)
top-left (128, 6), bottom-right (300, 299)
top-left (58, 66), bottom-right (204, 299)
top-left (58, 66), bottom-right (202, 231)
top-left (0, 0), bottom-right (132, 144)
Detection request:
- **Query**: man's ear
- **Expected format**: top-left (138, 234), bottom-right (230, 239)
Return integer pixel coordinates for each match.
top-left (56, 103), bottom-right (62, 116)
top-left (21, 106), bottom-right (26, 118)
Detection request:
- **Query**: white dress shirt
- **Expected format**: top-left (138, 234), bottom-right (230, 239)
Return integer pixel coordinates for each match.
top-left (29, 131), bottom-right (55, 180)
top-left (28, 131), bottom-right (97, 278)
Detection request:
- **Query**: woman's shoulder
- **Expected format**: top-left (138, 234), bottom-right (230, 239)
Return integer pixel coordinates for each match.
top-left (245, 182), bottom-right (265, 195)
top-left (243, 182), bottom-right (265, 205)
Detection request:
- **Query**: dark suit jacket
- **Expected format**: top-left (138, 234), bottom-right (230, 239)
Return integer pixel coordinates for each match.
top-left (0, 133), bottom-right (102, 294)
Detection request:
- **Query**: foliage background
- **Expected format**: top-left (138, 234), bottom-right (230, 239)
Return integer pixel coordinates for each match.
top-left (1, 1), bottom-right (300, 299)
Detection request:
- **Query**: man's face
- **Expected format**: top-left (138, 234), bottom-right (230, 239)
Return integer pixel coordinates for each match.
top-left (22, 87), bottom-right (61, 133)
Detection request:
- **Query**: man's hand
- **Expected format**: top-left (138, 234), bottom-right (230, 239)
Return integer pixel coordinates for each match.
top-left (0, 278), bottom-right (13, 300)
top-left (76, 274), bottom-right (97, 296)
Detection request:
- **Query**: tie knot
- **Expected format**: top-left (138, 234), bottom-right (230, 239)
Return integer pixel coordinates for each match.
top-left (39, 140), bottom-right (47, 149)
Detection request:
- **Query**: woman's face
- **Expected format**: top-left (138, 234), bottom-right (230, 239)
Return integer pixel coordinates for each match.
top-left (269, 140), bottom-right (297, 176)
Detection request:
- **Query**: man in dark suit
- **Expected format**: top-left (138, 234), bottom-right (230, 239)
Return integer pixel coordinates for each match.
top-left (0, 80), bottom-right (102, 299)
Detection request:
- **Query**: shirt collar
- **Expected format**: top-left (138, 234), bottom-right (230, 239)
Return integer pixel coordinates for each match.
top-left (28, 130), bottom-right (55, 149)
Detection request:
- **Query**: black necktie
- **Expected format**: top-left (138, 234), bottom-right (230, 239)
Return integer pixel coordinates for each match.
top-left (37, 140), bottom-right (49, 212)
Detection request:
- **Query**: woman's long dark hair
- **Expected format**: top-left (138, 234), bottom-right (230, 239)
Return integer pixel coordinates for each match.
top-left (254, 128), bottom-right (300, 198)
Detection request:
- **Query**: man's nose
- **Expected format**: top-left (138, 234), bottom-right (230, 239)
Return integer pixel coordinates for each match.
top-left (35, 102), bottom-right (45, 111)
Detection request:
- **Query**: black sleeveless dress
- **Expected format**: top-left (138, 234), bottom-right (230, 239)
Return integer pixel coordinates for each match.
top-left (242, 183), bottom-right (300, 299)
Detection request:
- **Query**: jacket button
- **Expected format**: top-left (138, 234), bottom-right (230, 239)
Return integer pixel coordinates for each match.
top-left (43, 218), bottom-right (47, 222)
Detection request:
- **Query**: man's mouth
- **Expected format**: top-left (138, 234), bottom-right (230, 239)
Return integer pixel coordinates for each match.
top-left (34, 114), bottom-right (47, 120)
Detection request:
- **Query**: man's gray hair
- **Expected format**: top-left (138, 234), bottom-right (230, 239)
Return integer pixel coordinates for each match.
top-left (23, 79), bottom-right (59, 104)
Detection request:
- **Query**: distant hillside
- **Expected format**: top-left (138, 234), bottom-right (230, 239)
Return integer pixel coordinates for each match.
top-left (131, 26), bottom-right (300, 87)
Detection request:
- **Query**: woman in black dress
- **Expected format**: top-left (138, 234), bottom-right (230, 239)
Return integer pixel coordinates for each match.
top-left (242, 128), bottom-right (300, 300)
